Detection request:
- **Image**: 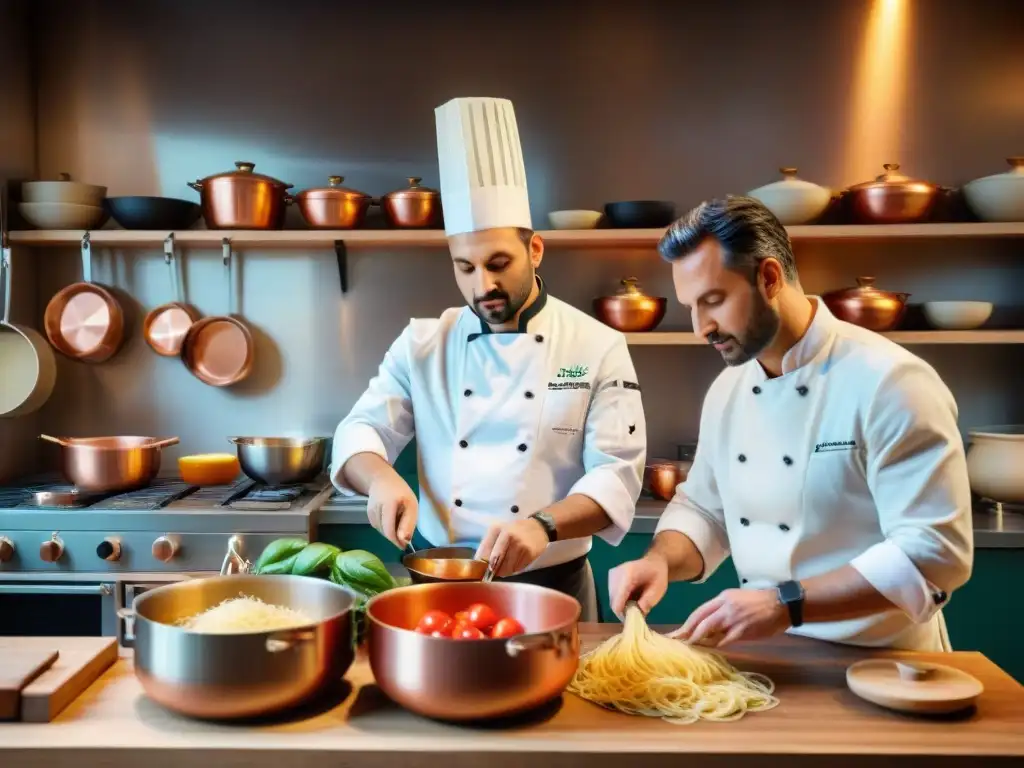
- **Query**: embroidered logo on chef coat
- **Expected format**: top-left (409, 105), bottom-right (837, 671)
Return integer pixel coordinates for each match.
top-left (548, 380), bottom-right (592, 391)
top-left (814, 439), bottom-right (857, 453)
top-left (557, 364), bottom-right (590, 379)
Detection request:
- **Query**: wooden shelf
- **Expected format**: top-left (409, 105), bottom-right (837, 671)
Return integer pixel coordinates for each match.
top-left (626, 330), bottom-right (1024, 346)
top-left (8, 221), bottom-right (1024, 248)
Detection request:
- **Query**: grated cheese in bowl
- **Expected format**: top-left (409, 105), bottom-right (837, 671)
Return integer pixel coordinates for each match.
top-left (176, 593), bottom-right (314, 634)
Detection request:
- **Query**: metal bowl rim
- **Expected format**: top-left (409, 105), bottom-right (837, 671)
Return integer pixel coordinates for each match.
top-left (131, 574), bottom-right (358, 635)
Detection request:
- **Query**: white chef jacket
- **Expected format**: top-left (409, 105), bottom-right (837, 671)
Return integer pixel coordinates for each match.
top-left (657, 298), bottom-right (974, 651)
top-left (332, 279), bottom-right (647, 572)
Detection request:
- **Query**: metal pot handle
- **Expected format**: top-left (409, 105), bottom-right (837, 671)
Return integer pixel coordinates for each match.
top-left (505, 630), bottom-right (574, 659)
top-left (117, 606), bottom-right (137, 645)
top-left (265, 629), bottom-right (316, 653)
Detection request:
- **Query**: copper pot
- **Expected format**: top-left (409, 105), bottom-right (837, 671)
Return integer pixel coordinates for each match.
top-left (844, 163), bottom-right (943, 224)
top-left (380, 176), bottom-right (442, 228)
top-left (39, 434), bottom-right (180, 492)
top-left (821, 277), bottom-right (910, 331)
top-left (644, 461), bottom-right (689, 501)
top-left (366, 581), bottom-right (580, 721)
top-left (187, 161), bottom-right (293, 230)
top-left (593, 277), bottom-right (667, 332)
top-left (401, 546), bottom-right (489, 584)
top-left (295, 176), bottom-right (372, 229)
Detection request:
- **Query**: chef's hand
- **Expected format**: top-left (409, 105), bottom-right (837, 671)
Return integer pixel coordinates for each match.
top-left (366, 473), bottom-right (418, 549)
top-left (671, 588), bottom-right (789, 647)
top-left (608, 553), bottom-right (669, 620)
top-left (475, 517), bottom-right (549, 577)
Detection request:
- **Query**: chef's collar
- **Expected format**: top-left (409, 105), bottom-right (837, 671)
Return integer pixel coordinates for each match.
top-left (467, 276), bottom-right (548, 342)
top-left (779, 296), bottom-right (836, 374)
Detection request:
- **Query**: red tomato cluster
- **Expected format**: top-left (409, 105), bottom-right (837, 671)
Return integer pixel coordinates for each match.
top-left (413, 602), bottom-right (526, 640)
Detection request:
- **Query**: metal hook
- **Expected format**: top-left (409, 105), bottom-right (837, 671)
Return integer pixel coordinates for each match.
top-left (163, 233), bottom-right (174, 265)
top-left (221, 237), bottom-right (231, 267)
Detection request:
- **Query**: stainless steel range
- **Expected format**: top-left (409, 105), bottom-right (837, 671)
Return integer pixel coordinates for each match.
top-left (0, 475), bottom-right (330, 645)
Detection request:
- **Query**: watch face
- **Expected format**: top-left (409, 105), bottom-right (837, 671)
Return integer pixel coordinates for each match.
top-left (779, 580), bottom-right (803, 603)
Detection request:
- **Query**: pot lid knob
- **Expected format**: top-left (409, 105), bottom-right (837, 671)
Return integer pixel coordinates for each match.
top-left (1007, 157), bottom-right (1024, 170)
top-left (235, 161), bottom-right (256, 173)
top-left (619, 277), bottom-right (641, 294)
top-left (779, 167), bottom-right (798, 177)
top-left (855, 276), bottom-right (876, 288)
top-left (58, 172), bottom-right (72, 181)
top-left (407, 176), bottom-right (422, 187)
top-left (328, 176), bottom-right (344, 186)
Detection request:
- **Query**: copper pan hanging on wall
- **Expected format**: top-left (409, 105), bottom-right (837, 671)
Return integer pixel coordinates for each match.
top-left (43, 232), bottom-right (125, 362)
top-left (143, 233), bottom-right (199, 356)
top-left (180, 238), bottom-right (254, 387)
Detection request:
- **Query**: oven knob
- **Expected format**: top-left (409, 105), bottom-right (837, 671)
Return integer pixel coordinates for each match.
top-left (96, 537), bottom-right (122, 562)
top-left (152, 535), bottom-right (179, 562)
top-left (0, 536), bottom-right (14, 563)
top-left (40, 534), bottom-right (65, 563)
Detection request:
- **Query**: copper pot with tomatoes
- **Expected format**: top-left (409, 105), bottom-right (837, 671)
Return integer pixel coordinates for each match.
top-left (365, 581), bottom-right (580, 721)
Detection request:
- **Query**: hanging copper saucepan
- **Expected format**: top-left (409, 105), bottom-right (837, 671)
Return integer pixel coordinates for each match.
top-left (0, 183), bottom-right (57, 418)
top-left (180, 239), bottom-right (254, 387)
top-left (143, 234), bottom-right (199, 356)
top-left (43, 232), bottom-right (126, 362)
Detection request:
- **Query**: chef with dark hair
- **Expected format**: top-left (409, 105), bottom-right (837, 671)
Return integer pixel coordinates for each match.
top-left (609, 195), bottom-right (973, 651)
top-left (332, 97), bottom-right (647, 620)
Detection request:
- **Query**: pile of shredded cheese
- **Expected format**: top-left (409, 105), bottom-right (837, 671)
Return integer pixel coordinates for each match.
top-left (176, 594), bottom-right (313, 634)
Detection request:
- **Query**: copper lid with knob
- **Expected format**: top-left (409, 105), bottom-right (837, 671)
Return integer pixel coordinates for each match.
top-left (821, 276), bottom-right (911, 332)
top-left (295, 176), bottom-right (374, 229)
top-left (296, 176), bottom-right (371, 202)
top-left (844, 163), bottom-right (944, 224)
top-left (190, 161), bottom-right (292, 191)
top-left (380, 177), bottom-right (442, 228)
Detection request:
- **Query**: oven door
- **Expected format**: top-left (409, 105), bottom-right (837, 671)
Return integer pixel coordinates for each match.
top-left (0, 573), bottom-right (201, 646)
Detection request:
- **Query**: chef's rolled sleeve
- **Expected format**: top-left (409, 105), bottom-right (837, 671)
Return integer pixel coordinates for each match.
top-left (652, 384), bottom-right (730, 583)
top-left (330, 326), bottom-right (416, 495)
top-left (851, 361), bottom-right (974, 624)
top-left (568, 338), bottom-right (646, 546)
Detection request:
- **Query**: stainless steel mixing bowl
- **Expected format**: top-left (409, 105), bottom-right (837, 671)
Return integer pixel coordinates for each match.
top-left (126, 574), bottom-right (355, 719)
top-left (228, 436), bottom-right (328, 485)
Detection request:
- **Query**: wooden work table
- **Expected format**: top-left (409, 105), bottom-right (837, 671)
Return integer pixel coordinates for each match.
top-left (2, 625), bottom-right (1022, 768)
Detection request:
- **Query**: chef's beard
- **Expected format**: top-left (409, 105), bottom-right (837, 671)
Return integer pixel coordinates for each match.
top-left (707, 289), bottom-right (780, 366)
top-left (473, 275), bottom-right (534, 326)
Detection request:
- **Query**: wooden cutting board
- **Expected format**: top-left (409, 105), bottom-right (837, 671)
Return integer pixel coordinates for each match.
top-left (0, 637), bottom-right (118, 722)
top-left (0, 649), bottom-right (60, 720)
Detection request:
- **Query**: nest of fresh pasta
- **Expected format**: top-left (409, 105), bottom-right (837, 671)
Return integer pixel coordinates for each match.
top-left (568, 604), bottom-right (778, 723)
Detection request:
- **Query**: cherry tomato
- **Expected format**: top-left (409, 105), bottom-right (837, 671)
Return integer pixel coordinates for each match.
top-left (490, 617), bottom-right (526, 638)
top-left (465, 602), bottom-right (499, 632)
top-left (415, 610), bottom-right (454, 636)
top-left (450, 622), bottom-right (484, 640)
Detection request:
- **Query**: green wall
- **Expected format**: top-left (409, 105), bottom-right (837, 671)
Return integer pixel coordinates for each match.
top-left (325, 441), bottom-right (1023, 683)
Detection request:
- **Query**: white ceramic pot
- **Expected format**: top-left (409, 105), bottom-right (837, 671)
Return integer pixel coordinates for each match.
top-left (962, 158), bottom-right (1024, 222)
top-left (966, 426), bottom-right (1024, 503)
top-left (748, 167), bottom-right (832, 225)
top-left (19, 202), bottom-right (107, 230)
top-left (22, 173), bottom-right (107, 207)
top-left (923, 301), bottom-right (993, 330)
top-left (547, 209), bottom-right (603, 230)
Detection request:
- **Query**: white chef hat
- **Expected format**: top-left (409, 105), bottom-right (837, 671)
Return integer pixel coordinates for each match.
top-left (434, 96), bottom-right (532, 237)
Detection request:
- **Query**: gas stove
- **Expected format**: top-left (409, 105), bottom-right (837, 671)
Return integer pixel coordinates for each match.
top-left (0, 474), bottom-right (331, 575)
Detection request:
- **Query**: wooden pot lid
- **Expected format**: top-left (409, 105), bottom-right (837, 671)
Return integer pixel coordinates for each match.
top-left (846, 659), bottom-right (984, 715)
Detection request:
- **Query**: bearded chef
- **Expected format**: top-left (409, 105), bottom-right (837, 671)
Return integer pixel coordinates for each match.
top-left (610, 196), bottom-right (973, 651)
top-left (331, 96), bottom-right (647, 620)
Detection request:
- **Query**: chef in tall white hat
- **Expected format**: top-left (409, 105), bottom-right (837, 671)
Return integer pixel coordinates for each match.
top-left (331, 97), bottom-right (647, 620)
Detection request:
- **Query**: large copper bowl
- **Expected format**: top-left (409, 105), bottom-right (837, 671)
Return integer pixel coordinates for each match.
top-left (366, 581), bottom-right (580, 721)
top-left (128, 574), bottom-right (356, 720)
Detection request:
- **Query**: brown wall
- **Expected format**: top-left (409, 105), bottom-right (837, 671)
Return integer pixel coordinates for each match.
top-left (2, 0), bottom-right (1021, 478)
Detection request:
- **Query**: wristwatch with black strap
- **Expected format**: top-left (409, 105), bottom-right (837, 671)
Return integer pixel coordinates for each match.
top-left (776, 579), bottom-right (805, 628)
top-left (530, 511), bottom-right (558, 542)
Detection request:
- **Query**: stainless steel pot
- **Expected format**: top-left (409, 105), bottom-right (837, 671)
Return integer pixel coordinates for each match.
top-left (228, 436), bottom-right (328, 485)
top-left (125, 573), bottom-right (356, 719)
top-left (366, 581), bottom-right (580, 721)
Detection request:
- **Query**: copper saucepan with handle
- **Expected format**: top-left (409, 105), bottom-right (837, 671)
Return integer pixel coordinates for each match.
top-left (144, 233), bottom-right (199, 356)
top-left (0, 181), bottom-right (57, 418)
top-left (43, 232), bottom-right (126, 362)
top-left (40, 434), bottom-right (180, 492)
top-left (180, 238), bottom-right (254, 387)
